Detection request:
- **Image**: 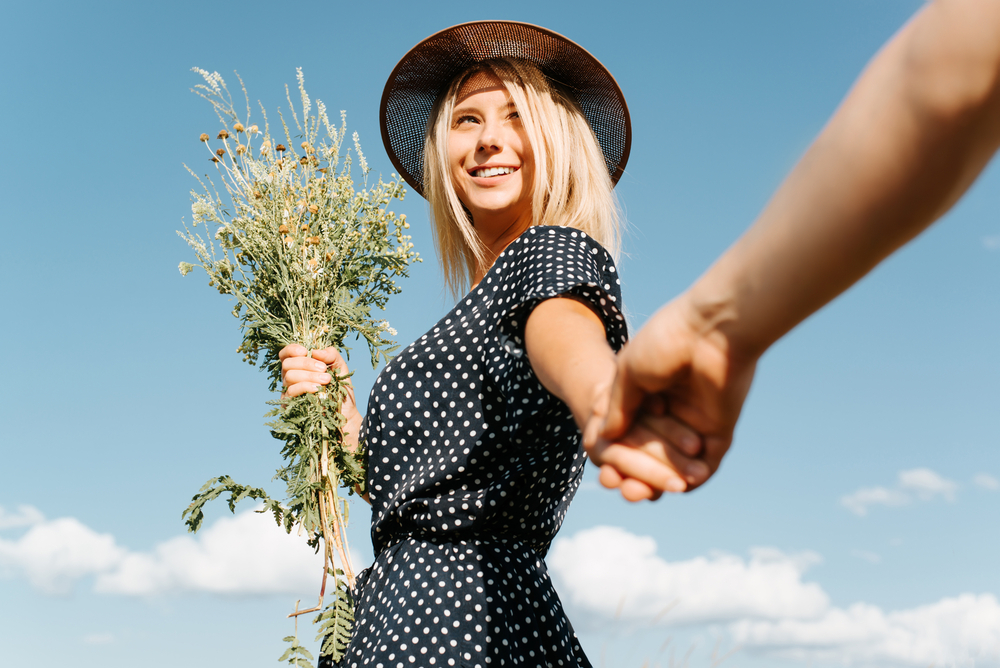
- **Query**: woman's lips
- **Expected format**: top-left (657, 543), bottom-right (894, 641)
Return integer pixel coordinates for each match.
top-left (469, 165), bottom-right (518, 178)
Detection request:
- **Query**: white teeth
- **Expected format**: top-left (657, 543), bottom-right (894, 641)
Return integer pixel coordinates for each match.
top-left (473, 166), bottom-right (515, 178)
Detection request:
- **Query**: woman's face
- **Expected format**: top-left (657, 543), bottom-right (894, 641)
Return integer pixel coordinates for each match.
top-left (448, 76), bottom-right (534, 236)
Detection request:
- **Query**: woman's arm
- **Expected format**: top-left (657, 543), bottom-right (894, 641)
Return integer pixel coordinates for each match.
top-left (525, 297), bottom-right (702, 496)
top-left (596, 0), bottom-right (1000, 500)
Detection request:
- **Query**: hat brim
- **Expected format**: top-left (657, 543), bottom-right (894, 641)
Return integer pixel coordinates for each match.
top-left (380, 20), bottom-right (631, 197)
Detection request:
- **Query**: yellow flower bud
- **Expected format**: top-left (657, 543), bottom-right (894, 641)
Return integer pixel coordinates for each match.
top-left (234, 123), bottom-right (245, 133)
top-left (278, 224), bottom-right (289, 234)
top-left (199, 133), bottom-right (210, 142)
top-left (217, 130), bottom-right (230, 140)
top-left (308, 204), bottom-right (318, 214)
top-left (216, 148), bottom-right (225, 157)
top-left (248, 124), bottom-right (259, 134)
top-left (275, 144), bottom-right (286, 152)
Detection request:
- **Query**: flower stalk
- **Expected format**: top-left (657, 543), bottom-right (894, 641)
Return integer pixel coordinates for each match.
top-left (177, 67), bottom-right (419, 663)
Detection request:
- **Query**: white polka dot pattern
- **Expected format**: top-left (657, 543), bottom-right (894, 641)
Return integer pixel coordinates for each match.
top-left (330, 227), bottom-right (627, 668)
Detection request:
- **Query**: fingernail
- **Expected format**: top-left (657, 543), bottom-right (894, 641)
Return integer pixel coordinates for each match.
top-left (313, 361), bottom-right (326, 371)
top-left (665, 478), bottom-right (686, 493)
top-left (685, 461), bottom-right (708, 482)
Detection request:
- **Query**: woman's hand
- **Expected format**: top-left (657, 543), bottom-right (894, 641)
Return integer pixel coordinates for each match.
top-left (279, 344), bottom-right (363, 454)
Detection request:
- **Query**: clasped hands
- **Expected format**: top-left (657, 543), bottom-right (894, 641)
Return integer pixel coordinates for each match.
top-left (584, 297), bottom-right (757, 502)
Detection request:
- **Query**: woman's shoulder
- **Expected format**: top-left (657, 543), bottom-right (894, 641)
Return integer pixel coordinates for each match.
top-left (500, 225), bottom-right (613, 263)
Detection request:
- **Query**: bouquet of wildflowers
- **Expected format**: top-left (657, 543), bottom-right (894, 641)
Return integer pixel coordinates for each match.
top-left (177, 68), bottom-right (418, 664)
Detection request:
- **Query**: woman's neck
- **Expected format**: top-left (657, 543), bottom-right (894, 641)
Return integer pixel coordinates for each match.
top-left (471, 213), bottom-right (534, 285)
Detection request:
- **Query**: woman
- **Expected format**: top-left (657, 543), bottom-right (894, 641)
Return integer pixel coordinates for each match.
top-left (282, 22), bottom-right (691, 667)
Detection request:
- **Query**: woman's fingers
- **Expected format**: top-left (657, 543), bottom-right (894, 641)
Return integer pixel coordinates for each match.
top-left (595, 441), bottom-right (688, 493)
top-left (278, 343), bottom-right (309, 361)
top-left (310, 346), bottom-right (349, 373)
top-left (620, 477), bottom-right (661, 502)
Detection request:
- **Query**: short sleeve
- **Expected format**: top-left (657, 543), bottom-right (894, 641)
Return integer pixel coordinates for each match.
top-left (480, 226), bottom-right (628, 424)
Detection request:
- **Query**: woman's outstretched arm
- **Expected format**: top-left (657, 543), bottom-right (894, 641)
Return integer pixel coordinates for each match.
top-left (594, 0), bottom-right (1000, 500)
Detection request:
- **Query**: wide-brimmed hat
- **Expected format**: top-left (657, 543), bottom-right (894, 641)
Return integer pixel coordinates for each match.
top-left (380, 20), bottom-right (631, 197)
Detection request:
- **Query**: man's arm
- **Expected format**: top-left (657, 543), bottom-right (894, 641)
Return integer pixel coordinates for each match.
top-left (595, 0), bottom-right (1000, 500)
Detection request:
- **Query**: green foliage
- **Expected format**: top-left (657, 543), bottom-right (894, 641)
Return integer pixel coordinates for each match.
top-left (315, 574), bottom-right (356, 663)
top-left (182, 476), bottom-right (290, 534)
top-left (279, 633), bottom-right (315, 668)
top-left (178, 68), bottom-right (419, 663)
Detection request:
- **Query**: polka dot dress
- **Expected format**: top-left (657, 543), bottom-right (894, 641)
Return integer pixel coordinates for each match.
top-left (332, 227), bottom-right (627, 668)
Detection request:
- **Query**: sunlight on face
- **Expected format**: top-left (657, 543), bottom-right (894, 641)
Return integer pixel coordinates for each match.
top-left (448, 73), bottom-right (534, 237)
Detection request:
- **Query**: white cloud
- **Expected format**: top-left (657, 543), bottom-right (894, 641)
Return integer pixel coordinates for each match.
top-left (552, 527), bottom-right (1000, 667)
top-left (898, 468), bottom-right (957, 501)
top-left (975, 473), bottom-right (1000, 491)
top-left (732, 594), bottom-right (1000, 666)
top-left (840, 468), bottom-right (958, 516)
top-left (94, 509), bottom-right (326, 596)
top-left (0, 504), bottom-right (45, 529)
top-left (548, 526), bottom-right (828, 625)
top-left (0, 517), bottom-right (126, 594)
top-left (0, 507), bottom-right (356, 597)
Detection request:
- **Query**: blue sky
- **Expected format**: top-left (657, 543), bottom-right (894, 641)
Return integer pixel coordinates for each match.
top-left (2, 0), bottom-right (999, 666)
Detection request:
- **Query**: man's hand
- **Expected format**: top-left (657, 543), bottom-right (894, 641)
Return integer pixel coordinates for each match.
top-left (590, 295), bottom-right (758, 500)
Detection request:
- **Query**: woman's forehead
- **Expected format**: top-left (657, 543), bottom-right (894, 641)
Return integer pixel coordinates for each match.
top-left (456, 70), bottom-right (511, 105)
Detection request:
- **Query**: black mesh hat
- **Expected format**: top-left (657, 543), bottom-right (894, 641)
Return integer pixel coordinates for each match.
top-left (380, 20), bottom-right (631, 197)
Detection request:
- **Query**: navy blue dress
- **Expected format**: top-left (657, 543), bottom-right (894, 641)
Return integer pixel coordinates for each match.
top-left (337, 226), bottom-right (627, 668)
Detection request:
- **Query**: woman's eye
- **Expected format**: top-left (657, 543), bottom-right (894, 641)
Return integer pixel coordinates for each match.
top-left (508, 111), bottom-right (520, 120)
top-left (455, 115), bottom-right (478, 125)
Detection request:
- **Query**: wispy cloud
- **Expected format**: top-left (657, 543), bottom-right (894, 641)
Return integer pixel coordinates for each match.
top-left (0, 506), bottom-right (358, 597)
top-left (899, 468), bottom-right (957, 500)
top-left (0, 504), bottom-right (45, 530)
top-left (840, 487), bottom-right (909, 516)
top-left (850, 549), bottom-right (881, 565)
top-left (974, 473), bottom-right (1000, 491)
top-left (550, 527), bottom-right (1000, 667)
top-left (840, 468), bottom-right (957, 516)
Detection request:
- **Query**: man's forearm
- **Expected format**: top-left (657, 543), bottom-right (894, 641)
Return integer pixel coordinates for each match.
top-left (689, 0), bottom-right (1000, 359)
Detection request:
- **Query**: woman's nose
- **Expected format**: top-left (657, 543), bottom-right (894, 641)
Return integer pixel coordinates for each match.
top-left (476, 122), bottom-right (502, 153)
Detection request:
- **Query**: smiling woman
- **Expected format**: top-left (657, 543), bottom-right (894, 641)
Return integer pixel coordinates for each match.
top-left (423, 58), bottom-right (623, 296)
top-left (279, 21), bottom-right (699, 668)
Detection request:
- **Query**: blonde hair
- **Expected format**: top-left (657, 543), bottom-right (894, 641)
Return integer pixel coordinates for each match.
top-left (423, 58), bottom-right (622, 296)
